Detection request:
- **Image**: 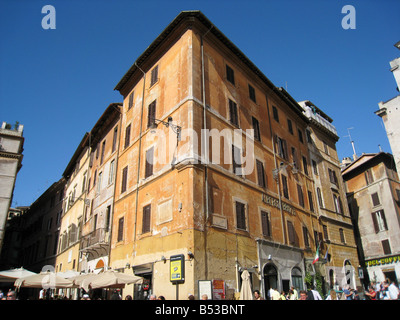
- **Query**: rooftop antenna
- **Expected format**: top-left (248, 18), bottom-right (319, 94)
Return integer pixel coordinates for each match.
top-left (344, 127), bottom-right (357, 160)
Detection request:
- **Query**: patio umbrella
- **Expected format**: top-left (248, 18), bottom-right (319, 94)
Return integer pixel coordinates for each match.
top-left (14, 271), bottom-right (75, 289)
top-left (56, 270), bottom-right (80, 279)
top-left (0, 267), bottom-right (36, 283)
top-left (239, 269), bottom-right (253, 300)
top-left (69, 272), bottom-right (98, 288)
top-left (80, 270), bottom-right (143, 291)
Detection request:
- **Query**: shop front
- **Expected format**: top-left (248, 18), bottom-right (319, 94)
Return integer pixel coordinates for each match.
top-left (365, 254), bottom-right (400, 285)
top-left (256, 239), bottom-right (305, 299)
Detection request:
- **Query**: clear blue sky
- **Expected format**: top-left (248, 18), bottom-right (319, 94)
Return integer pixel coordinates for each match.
top-left (1, 0), bottom-right (399, 206)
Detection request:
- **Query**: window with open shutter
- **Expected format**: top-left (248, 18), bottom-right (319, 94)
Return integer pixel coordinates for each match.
top-left (142, 204), bottom-right (151, 234)
top-left (308, 190), bottom-right (314, 212)
top-left (302, 226), bottom-right (310, 248)
top-left (235, 201), bottom-right (246, 230)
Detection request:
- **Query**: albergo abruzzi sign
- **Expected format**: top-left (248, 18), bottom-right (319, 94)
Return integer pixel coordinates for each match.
top-left (365, 254), bottom-right (400, 267)
top-left (262, 193), bottom-right (296, 216)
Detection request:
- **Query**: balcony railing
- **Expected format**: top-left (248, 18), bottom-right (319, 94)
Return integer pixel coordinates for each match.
top-left (304, 107), bottom-right (338, 137)
top-left (80, 227), bottom-right (109, 251)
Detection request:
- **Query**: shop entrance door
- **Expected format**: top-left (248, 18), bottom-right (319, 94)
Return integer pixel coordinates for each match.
top-left (263, 264), bottom-right (278, 299)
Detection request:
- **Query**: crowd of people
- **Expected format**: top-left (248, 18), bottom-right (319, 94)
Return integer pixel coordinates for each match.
top-left (253, 279), bottom-right (400, 300)
top-left (1, 278), bottom-right (399, 300)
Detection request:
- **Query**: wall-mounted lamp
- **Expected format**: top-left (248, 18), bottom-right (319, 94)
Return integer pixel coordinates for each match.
top-left (161, 256), bottom-right (167, 263)
top-left (150, 116), bottom-right (181, 141)
top-left (272, 162), bottom-right (297, 180)
top-left (187, 251), bottom-right (194, 260)
top-left (125, 263), bottom-right (131, 269)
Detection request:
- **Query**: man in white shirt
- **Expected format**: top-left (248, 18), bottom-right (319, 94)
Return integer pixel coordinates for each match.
top-left (388, 280), bottom-right (400, 300)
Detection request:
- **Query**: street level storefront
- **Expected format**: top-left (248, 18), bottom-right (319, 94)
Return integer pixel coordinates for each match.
top-left (365, 254), bottom-right (400, 284)
top-left (256, 239), bottom-right (305, 298)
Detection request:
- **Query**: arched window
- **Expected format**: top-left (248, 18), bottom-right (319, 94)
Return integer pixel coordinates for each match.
top-left (291, 267), bottom-right (303, 291)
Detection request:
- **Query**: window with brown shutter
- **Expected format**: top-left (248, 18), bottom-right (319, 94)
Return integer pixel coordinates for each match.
top-left (226, 65), bottom-right (235, 85)
top-left (287, 220), bottom-right (296, 245)
top-left (125, 124), bottom-right (131, 149)
top-left (252, 117), bottom-right (260, 141)
top-left (256, 160), bottom-right (266, 188)
top-left (308, 190), bottom-right (314, 212)
top-left (145, 147), bottom-right (154, 178)
top-left (323, 225), bottom-right (329, 241)
top-left (281, 175), bottom-right (289, 199)
top-left (272, 106), bottom-right (279, 122)
top-left (372, 210), bottom-right (388, 233)
top-left (339, 228), bottom-right (345, 243)
top-left (302, 156), bottom-right (308, 176)
top-left (117, 217), bottom-right (124, 242)
top-left (287, 119), bottom-right (293, 134)
top-left (112, 126), bottom-right (118, 153)
top-left (248, 84), bottom-right (256, 102)
top-left (302, 226), bottom-right (310, 248)
top-left (150, 65), bottom-right (158, 86)
top-left (128, 91), bottom-right (134, 109)
top-left (297, 184), bottom-right (304, 207)
top-left (121, 166), bottom-right (128, 193)
top-left (235, 201), bottom-right (246, 230)
top-left (261, 210), bottom-right (270, 237)
top-left (100, 140), bottom-right (106, 164)
top-left (229, 99), bottom-right (239, 127)
top-left (147, 100), bottom-right (157, 128)
top-left (142, 204), bottom-right (151, 234)
top-left (371, 192), bottom-right (380, 206)
top-left (382, 239), bottom-right (391, 255)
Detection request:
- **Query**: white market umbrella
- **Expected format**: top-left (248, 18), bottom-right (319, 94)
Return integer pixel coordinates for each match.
top-left (239, 269), bottom-right (253, 300)
top-left (80, 269), bottom-right (143, 292)
top-left (0, 267), bottom-right (36, 283)
top-left (56, 270), bottom-right (80, 279)
top-left (14, 271), bottom-right (75, 289)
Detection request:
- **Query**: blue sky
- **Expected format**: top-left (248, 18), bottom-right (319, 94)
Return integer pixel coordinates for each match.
top-left (1, 0), bottom-right (399, 206)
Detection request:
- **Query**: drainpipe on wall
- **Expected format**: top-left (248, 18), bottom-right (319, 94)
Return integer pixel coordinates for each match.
top-left (134, 62), bottom-right (146, 246)
top-left (265, 93), bottom-right (287, 245)
top-left (200, 25), bottom-right (213, 281)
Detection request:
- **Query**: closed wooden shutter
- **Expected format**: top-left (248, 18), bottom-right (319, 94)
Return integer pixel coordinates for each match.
top-left (261, 210), bottom-right (270, 237)
top-left (229, 99), bottom-right (238, 126)
top-left (121, 166), bottom-right (128, 193)
top-left (142, 205), bottom-right (151, 234)
top-left (256, 160), bottom-right (266, 188)
top-left (117, 217), bottom-right (124, 242)
top-left (236, 201), bottom-right (246, 230)
top-left (147, 100), bottom-right (157, 128)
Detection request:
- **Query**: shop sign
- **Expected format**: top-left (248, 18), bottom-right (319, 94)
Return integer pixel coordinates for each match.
top-left (170, 254), bottom-right (185, 283)
top-left (212, 279), bottom-right (225, 300)
top-left (262, 193), bottom-right (296, 215)
top-left (365, 255), bottom-right (400, 267)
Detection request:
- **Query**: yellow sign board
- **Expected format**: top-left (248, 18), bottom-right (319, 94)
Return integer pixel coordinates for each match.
top-left (170, 254), bottom-right (185, 283)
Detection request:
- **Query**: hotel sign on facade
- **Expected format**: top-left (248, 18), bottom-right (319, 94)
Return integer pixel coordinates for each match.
top-left (262, 193), bottom-right (296, 216)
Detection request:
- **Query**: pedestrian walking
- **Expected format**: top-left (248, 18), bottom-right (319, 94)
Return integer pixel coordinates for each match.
top-left (387, 279), bottom-right (400, 300)
top-left (325, 289), bottom-right (338, 300)
top-left (288, 286), bottom-right (298, 300)
top-left (6, 290), bottom-right (17, 300)
top-left (299, 290), bottom-right (307, 300)
top-left (253, 290), bottom-right (264, 300)
top-left (364, 286), bottom-right (377, 300)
